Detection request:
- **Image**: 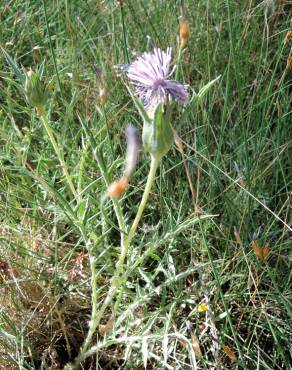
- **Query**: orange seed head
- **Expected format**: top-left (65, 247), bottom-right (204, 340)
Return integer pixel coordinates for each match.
top-left (107, 177), bottom-right (128, 197)
top-left (180, 20), bottom-right (190, 49)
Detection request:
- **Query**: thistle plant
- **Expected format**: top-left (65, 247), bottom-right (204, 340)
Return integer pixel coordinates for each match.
top-left (24, 69), bottom-right (78, 199)
top-left (1, 3), bottom-right (290, 369)
top-left (63, 47), bottom-right (190, 369)
top-left (11, 39), bottom-right (220, 367)
top-left (62, 43), bottom-right (220, 368)
top-left (121, 47), bottom-right (189, 246)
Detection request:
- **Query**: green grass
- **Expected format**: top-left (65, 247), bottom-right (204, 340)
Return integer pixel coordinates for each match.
top-left (0, 0), bottom-right (291, 369)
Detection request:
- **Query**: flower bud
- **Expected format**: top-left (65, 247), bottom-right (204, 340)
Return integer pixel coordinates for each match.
top-left (179, 20), bottom-right (190, 49)
top-left (195, 75), bottom-right (221, 104)
top-left (93, 64), bottom-right (107, 106)
top-left (107, 177), bottom-right (128, 198)
top-left (32, 46), bottom-right (42, 63)
top-left (99, 87), bottom-right (107, 106)
top-left (142, 104), bottom-right (173, 161)
top-left (24, 69), bottom-right (48, 110)
top-left (107, 125), bottom-right (139, 198)
top-left (124, 125), bottom-right (139, 178)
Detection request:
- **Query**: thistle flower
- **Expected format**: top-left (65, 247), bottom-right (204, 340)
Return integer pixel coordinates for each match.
top-left (126, 47), bottom-right (188, 110)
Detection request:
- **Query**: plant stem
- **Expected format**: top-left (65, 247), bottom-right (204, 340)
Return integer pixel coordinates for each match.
top-left (40, 111), bottom-right (78, 199)
top-left (175, 47), bottom-right (182, 81)
top-left (124, 154), bottom-right (160, 250)
top-left (65, 155), bottom-right (160, 370)
top-left (81, 252), bottom-right (99, 356)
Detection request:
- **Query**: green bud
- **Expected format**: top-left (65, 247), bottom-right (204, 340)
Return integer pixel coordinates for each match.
top-left (124, 85), bottom-right (174, 161)
top-left (195, 75), bottom-right (221, 105)
top-left (24, 69), bottom-right (48, 108)
top-left (142, 104), bottom-right (173, 161)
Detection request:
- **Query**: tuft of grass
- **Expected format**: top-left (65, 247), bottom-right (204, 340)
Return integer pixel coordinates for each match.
top-left (1, 0), bottom-right (291, 369)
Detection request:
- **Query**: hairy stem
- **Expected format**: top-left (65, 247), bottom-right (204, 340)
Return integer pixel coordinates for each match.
top-left (65, 155), bottom-right (160, 369)
top-left (124, 155), bottom-right (160, 249)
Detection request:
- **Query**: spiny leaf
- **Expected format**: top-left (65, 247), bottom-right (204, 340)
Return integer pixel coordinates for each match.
top-left (1, 47), bottom-right (25, 82)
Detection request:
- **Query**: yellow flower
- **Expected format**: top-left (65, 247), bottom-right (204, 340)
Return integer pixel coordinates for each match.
top-left (197, 303), bottom-right (208, 312)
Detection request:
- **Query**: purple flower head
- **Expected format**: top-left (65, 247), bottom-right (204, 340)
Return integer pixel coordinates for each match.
top-left (126, 48), bottom-right (188, 110)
